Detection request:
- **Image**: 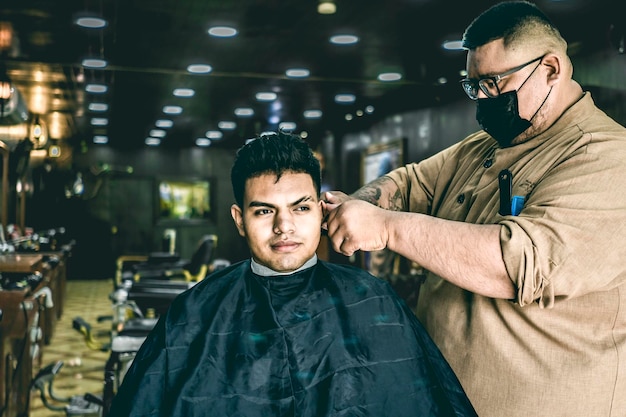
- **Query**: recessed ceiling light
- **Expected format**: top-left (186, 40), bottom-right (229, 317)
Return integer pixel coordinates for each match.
top-left (82, 58), bottom-right (108, 68)
top-left (234, 108), bottom-right (254, 117)
top-left (149, 129), bottom-right (166, 138)
top-left (377, 72), bottom-right (402, 82)
top-left (90, 117), bottom-right (108, 126)
top-left (442, 40), bottom-right (464, 50)
top-left (345, 114), bottom-right (353, 121)
top-left (88, 102), bottom-right (108, 112)
top-left (330, 35), bottom-right (359, 45)
top-left (145, 137), bottom-right (161, 146)
top-left (318, 1), bottom-right (336, 14)
top-left (173, 88), bottom-right (195, 97)
top-left (208, 26), bottom-right (238, 37)
top-left (279, 122), bottom-right (296, 131)
top-left (438, 77), bottom-right (448, 85)
top-left (255, 92), bottom-right (277, 101)
top-left (155, 119), bottom-right (174, 128)
top-left (163, 105), bottom-right (183, 115)
top-left (187, 64), bottom-right (213, 74)
top-left (196, 138), bottom-right (212, 147)
top-left (86, 84), bottom-right (107, 93)
top-left (218, 121), bottom-right (236, 130)
top-left (303, 110), bottom-right (323, 119)
top-left (205, 130), bottom-right (223, 139)
top-left (334, 93), bottom-right (356, 103)
top-left (269, 115), bottom-right (280, 124)
top-left (285, 68), bottom-right (310, 78)
top-left (365, 105), bottom-right (375, 114)
top-left (75, 17), bottom-right (108, 29)
top-left (93, 135), bottom-right (109, 144)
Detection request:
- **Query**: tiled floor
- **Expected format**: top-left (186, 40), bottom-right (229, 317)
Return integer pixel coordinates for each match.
top-left (30, 279), bottom-right (113, 417)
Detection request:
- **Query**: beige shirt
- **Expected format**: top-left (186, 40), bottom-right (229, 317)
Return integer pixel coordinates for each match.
top-left (387, 93), bottom-right (626, 417)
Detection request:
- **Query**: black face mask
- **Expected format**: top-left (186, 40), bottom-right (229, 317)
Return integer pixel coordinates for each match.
top-left (475, 91), bottom-right (531, 148)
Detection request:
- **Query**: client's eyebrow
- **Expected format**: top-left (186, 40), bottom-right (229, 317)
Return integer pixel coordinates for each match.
top-left (248, 195), bottom-right (314, 209)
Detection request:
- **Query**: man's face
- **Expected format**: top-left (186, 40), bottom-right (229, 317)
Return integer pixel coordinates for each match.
top-left (230, 171), bottom-right (323, 273)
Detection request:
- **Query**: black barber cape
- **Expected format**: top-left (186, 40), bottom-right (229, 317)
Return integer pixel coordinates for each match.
top-left (108, 260), bottom-right (477, 417)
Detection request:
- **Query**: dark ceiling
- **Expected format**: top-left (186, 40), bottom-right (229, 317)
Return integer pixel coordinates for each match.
top-left (0, 0), bottom-right (622, 153)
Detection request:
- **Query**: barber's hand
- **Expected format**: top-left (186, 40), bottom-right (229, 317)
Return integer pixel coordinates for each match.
top-left (324, 199), bottom-right (389, 256)
top-left (321, 191), bottom-right (351, 229)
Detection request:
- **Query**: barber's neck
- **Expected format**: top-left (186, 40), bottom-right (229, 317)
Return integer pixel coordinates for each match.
top-left (251, 255), bottom-right (318, 276)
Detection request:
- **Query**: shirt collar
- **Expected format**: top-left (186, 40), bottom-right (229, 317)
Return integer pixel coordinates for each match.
top-left (251, 254), bottom-right (318, 276)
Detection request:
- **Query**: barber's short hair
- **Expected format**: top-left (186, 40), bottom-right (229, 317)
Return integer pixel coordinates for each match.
top-left (230, 131), bottom-right (321, 207)
top-left (462, 1), bottom-right (566, 53)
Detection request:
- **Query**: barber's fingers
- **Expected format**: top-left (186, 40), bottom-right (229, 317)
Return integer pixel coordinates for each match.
top-left (322, 191), bottom-right (350, 205)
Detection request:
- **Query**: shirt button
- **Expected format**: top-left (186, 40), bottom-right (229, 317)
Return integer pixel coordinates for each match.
top-left (483, 159), bottom-right (493, 168)
top-left (457, 194), bottom-right (465, 204)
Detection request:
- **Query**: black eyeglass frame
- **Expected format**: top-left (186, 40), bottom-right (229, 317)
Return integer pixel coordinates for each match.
top-left (460, 55), bottom-right (544, 100)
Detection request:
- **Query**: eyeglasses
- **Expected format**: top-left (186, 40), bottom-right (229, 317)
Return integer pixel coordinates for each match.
top-left (460, 55), bottom-right (544, 100)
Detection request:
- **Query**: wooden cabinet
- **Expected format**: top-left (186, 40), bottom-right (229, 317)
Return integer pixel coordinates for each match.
top-left (0, 253), bottom-right (67, 417)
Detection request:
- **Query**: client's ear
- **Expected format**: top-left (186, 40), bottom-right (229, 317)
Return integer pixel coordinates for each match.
top-left (230, 204), bottom-right (246, 237)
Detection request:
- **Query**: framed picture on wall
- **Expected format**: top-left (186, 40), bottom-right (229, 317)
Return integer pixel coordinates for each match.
top-left (156, 177), bottom-right (212, 223)
top-left (361, 138), bottom-right (406, 185)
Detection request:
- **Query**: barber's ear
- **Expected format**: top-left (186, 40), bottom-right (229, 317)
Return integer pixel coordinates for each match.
top-left (542, 53), bottom-right (561, 85)
top-left (230, 204), bottom-right (246, 237)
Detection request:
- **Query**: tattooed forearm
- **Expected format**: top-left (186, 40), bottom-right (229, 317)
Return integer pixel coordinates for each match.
top-left (351, 176), bottom-right (403, 210)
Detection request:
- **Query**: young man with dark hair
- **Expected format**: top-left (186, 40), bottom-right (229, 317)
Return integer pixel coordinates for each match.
top-left (108, 131), bottom-right (476, 416)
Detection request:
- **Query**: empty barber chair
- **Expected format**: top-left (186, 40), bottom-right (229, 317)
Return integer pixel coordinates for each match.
top-left (115, 234), bottom-right (218, 317)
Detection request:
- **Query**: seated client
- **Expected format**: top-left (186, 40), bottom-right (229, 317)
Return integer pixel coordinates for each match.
top-left (107, 131), bottom-right (477, 416)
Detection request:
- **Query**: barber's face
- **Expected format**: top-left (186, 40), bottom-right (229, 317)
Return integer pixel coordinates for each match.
top-left (230, 172), bottom-right (323, 273)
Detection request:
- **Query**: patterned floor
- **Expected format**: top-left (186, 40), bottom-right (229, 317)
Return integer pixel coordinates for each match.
top-left (30, 279), bottom-right (113, 417)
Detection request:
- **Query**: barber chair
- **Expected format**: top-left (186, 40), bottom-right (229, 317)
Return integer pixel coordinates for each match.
top-left (114, 234), bottom-right (218, 317)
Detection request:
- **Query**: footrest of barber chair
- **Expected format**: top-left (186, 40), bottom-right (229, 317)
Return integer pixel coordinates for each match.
top-left (111, 334), bottom-right (149, 353)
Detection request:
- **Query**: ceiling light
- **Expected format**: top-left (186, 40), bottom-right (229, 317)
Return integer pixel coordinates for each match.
top-left (196, 138), bottom-right (212, 147)
top-left (255, 92), bottom-right (277, 101)
top-left (330, 35), bottom-right (359, 45)
top-left (205, 130), bottom-right (223, 139)
top-left (208, 26), bottom-right (238, 37)
top-left (88, 102), bottom-right (108, 112)
top-left (218, 121), bottom-right (236, 130)
top-left (303, 110), bottom-right (322, 119)
top-left (234, 108), bottom-right (254, 117)
top-left (86, 84), bottom-right (107, 93)
top-left (163, 105), bottom-right (183, 115)
top-left (90, 117), bottom-right (108, 126)
top-left (365, 105), bottom-right (375, 114)
top-left (93, 135), bottom-right (109, 144)
top-left (149, 129), bottom-right (166, 138)
top-left (155, 119), bottom-right (174, 128)
top-left (279, 122), bottom-right (296, 131)
top-left (187, 64), bottom-right (213, 74)
top-left (173, 88), bottom-right (195, 97)
top-left (334, 93), bottom-right (356, 104)
top-left (442, 40), bottom-right (464, 51)
top-left (75, 17), bottom-right (108, 29)
top-left (437, 77), bottom-right (448, 85)
top-left (82, 58), bottom-right (108, 68)
top-left (269, 115), bottom-right (280, 124)
top-left (377, 72), bottom-right (402, 82)
top-left (318, 0), bottom-right (336, 14)
top-left (345, 114), bottom-right (353, 121)
top-left (285, 68), bottom-right (310, 78)
top-left (145, 138), bottom-right (161, 146)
